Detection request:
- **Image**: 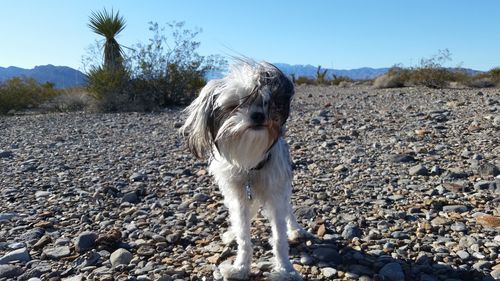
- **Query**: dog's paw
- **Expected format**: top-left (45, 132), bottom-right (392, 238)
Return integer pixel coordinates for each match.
top-left (218, 263), bottom-right (250, 281)
top-left (221, 229), bottom-right (236, 245)
top-left (287, 228), bottom-right (314, 242)
top-left (267, 269), bottom-right (303, 281)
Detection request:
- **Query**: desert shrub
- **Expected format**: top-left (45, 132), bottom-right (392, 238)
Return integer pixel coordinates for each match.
top-left (373, 50), bottom-right (481, 89)
top-left (330, 75), bottom-right (353, 86)
top-left (467, 77), bottom-right (496, 88)
top-left (86, 66), bottom-right (133, 112)
top-left (295, 76), bottom-right (316, 85)
top-left (372, 67), bottom-right (409, 88)
top-left (486, 67), bottom-right (500, 84)
top-left (127, 22), bottom-right (224, 107)
top-left (84, 20), bottom-right (225, 112)
top-left (408, 67), bottom-right (454, 88)
top-left (40, 88), bottom-right (93, 112)
top-left (0, 77), bottom-right (61, 114)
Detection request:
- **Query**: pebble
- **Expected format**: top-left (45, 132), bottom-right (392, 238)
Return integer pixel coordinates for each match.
top-left (312, 247), bottom-right (341, 264)
top-left (409, 164), bottom-right (429, 176)
top-left (75, 231), bottom-right (98, 253)
top-left (0, 247), bottom-right (31, 264)
top-left (442, 205), bottom-right (468, 213)
top-left (110, 248), bottom-right (133, 267)
top-left (342, 223), bottom-right (362, 240)
top-left (379, 262), bottom-right (405, 281)
top-left (43, 246), bottom-right (71, 259)
top-left (0, 264), bottom-right (22, 278)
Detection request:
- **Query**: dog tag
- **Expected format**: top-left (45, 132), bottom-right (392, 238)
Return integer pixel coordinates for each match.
top-left (245, 182), bottom-right (253, 200)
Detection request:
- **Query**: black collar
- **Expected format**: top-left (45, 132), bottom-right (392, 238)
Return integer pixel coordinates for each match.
top-left (251, 153), bottom-right (271, 170)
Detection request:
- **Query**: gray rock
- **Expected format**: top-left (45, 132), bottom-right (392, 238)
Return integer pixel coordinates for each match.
top-left (294, 206), bottom-right (316, 220)
top-left (321, 267), bottom-right (337, 278)
top-left (379, 262), bottom-right (405, 281)
top-left (110, 248), bottom-right (133, 267)
top-left (19, 228), bottom-right (45, 242)
top-left (478, 163), bottom-right (500, 178)
top-left (342, 223), bottom-right (362, 240)
top-left (409, 164), bottom-right (429, 176)
top-left (122, 191), bottom-right (139, 204)
top-left (75, 231), bottom-right (98, 252)
top-left (0, 264), bottom-right (22, 278)
top-left (0, 212), bottom-right (17, 221)
top-left (62, 274), bottom-right (84, 281)
top-left (0, 247), bottom-right (31, 264)
top-left (34, 191), bottom-right (51, 198)
top-left (43, 246), bottom-right (71, 259)
top-left (390, 154), bottom-right (416, 163)
top-left (456, 250), bottom-right (470, 260)
top-left (450, 222), bottom-right (467, 232)
top-left (129, 172), bottom-right (147, 182)
top-left (442, 205), bottom-right (468, 213)
top-left (473, 180), bottom-right (496, 190)
top-left (312, 247), bottom-right (341, 264)
top-left (391, 231), bottom-right (409, 239)
top-left (0, 150), bottom-right (13, 158)
top-left (193, 193), bottom-right (210, 202)
top-left (472, 260), bottom-right (491, 271)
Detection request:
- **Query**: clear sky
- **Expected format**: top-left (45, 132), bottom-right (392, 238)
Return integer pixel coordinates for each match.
top-left (1, 0), bottom-right (499, 71)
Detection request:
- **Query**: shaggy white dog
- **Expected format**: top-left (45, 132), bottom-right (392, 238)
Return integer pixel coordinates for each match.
top-left (181, 61), bottom-right (307, 280)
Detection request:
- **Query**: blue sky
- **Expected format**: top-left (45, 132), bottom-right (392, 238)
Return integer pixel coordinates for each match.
top-left (1, 0), bottom-right (499, 71)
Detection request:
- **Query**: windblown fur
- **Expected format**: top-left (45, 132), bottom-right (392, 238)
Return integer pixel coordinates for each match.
top-left (181, 61), bottom-right (306, 280)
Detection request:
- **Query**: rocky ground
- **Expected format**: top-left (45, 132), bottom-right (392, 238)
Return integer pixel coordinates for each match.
top-left (0, 85), bottom-right (499, 281)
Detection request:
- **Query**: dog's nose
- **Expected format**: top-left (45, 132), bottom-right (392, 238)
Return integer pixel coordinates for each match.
top-left (251, 112), bottom-right (265, 125)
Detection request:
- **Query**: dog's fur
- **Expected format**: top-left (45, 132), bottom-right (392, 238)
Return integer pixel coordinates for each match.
top-left (181, 61), bottom-right (306, 280)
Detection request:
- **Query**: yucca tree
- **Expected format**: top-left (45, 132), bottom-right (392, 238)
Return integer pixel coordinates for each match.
top-left (88, 9), bottom-right (126, 70)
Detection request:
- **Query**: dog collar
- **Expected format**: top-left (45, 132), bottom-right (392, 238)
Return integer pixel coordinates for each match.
top-left (251, 153), bottom-right (272, 171)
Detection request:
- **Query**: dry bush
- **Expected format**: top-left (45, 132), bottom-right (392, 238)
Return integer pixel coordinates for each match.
top-left (0, 77), bottom-right (61, 114)
top-left (372, 67), bottom-right (408, 88)
top-left (295, 76), bottom-right (316, 85)
top-left (467, 77), bottom-right (496, 88)
top-left (41, 88), bottom-right (94, 112)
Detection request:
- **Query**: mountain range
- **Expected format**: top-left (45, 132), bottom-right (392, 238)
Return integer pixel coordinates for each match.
top-left (0, 65), bottom-right (87, 88)
top-left (0, 64), bottom-right (482, 88)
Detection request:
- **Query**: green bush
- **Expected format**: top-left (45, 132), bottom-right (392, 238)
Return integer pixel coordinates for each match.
top-left (84, 20), bottom-right (225, 112)
top-left (86, 66), bottom-right (134, 112)
top-left (0, 77), bottom-right (61, 114)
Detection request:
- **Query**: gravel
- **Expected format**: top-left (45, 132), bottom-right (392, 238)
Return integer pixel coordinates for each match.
top-left (1, 85), bottom-right (499, 280)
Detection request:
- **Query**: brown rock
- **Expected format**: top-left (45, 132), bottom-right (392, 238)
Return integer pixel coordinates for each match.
top-left (476, 215), bottom-right (500, 228)
top-left (317, 224), bottom-right (326, 238)
top-left (33, 235), bottom-right (52, 250)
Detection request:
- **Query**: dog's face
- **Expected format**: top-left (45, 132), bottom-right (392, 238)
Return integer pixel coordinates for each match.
top-left (181, 62), bottom-right (294, 169)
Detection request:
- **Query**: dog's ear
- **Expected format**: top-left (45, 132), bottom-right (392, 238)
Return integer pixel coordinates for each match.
top-left (260, 63), bottom-right (295, 125)
top-left (180, 80), bottom-right (220, 158)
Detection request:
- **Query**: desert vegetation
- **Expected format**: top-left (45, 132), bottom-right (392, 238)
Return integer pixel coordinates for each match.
top-left (1, 14), bottom-right (499, 115)
top-left (373, 49), bottom-right (500, 89)
top-left (0, 9), bottom-right (225, 115)
top-left (294, 65), bottom-right (353, 86)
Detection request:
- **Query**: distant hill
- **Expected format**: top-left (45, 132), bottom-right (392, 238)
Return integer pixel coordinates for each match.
top-left (0, 65), bottom-right (87, 88)
top-left (274, 63), bottom-right (390, 80)
top-left (0, 64), bottom-right (482, 88)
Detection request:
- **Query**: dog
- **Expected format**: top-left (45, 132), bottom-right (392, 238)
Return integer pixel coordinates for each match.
top-left (180, 61), bottom-right (307, 280)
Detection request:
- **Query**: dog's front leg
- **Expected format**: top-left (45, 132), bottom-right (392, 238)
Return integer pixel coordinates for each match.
top-left (286, 204), bottom-right (312, 242)
top-left (264, 200), bottom-right (303, 280)
top-left (219, 196), bottom-right (252, 280)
